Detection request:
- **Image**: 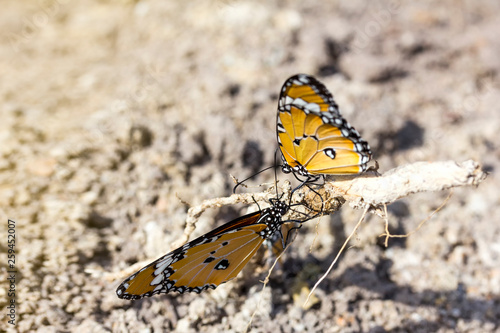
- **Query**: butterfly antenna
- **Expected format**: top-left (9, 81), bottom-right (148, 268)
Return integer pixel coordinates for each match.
top-left (233, 165), bottom-right (275, 194)
top-left (273, 147), bottom-right (281, 199)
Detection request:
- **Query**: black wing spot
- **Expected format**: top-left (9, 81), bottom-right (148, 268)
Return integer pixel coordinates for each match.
top-left (324, 148), bottom-right (336, 159)
top-left (222, 241), bottom-right (229, 246)
top-left (293, 138), bottom-right (301, 146)
top-left (214, 259), bottom-right (230, 270)
top-left (203, 257), bottom-right (216, 263)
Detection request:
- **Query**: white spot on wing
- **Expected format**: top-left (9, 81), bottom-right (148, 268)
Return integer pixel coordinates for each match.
top-left (293, 98), bottom-right (308, 107)
top-left (284, 96), bottom-right (294, 105)
top-left (305, 103), bottom-right (320, 112)
top-left (151, 274), bottom-right (164, 286)
top-left (155, 259), bottom-right (172, 275)
top-left (292, 98), bottom-right (321, 112)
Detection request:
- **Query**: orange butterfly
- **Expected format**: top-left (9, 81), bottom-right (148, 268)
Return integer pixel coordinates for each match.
top-left (116, 200), bottom-right (289, 299)
top-left (277, 74), bottom-right (372, 182)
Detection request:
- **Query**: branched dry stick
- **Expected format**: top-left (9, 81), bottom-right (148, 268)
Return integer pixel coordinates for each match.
top-left (109, 160), bottom-right (485, 282)
top-left (180, 160), bottom-right (486, 247)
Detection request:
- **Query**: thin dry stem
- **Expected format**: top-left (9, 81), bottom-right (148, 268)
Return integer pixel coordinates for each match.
top-left (304, 207), bottom-right (368, 307)
top-left (245, 241), bottom-right (292, 332)
top-left (380, 190), bottom-right (454, 247)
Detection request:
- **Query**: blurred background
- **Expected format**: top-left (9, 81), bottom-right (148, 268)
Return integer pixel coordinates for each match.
top-left (1, 1), bottom-right (499, 331)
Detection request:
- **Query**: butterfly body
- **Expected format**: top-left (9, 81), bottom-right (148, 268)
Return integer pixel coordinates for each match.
top-left (117, 201), bottom-right (289, 300)
top-left (277, 74), bottom-right (372, 179)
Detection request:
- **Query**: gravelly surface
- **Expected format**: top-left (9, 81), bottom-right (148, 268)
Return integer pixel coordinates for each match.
top-left (1, 1), bottom-right (499, 332)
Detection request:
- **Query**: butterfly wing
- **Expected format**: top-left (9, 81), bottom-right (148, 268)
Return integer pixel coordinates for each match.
top-left (277, 74), bottom-right (372, 176)
top-left (117, 204), bottom-right (287, 300)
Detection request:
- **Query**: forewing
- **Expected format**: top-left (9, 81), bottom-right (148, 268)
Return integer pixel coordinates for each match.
top-left (116, 211), bottom-right (268, 299)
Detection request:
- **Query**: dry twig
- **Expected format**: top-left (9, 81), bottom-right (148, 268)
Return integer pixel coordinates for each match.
top-left (183, 160), bottom-right (486, 237)
top-left (109, 160), bottom-right (485, 282)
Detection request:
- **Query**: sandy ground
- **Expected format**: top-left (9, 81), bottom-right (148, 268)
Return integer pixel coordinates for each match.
top-left (1, 1), bottom-right (499, 332)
